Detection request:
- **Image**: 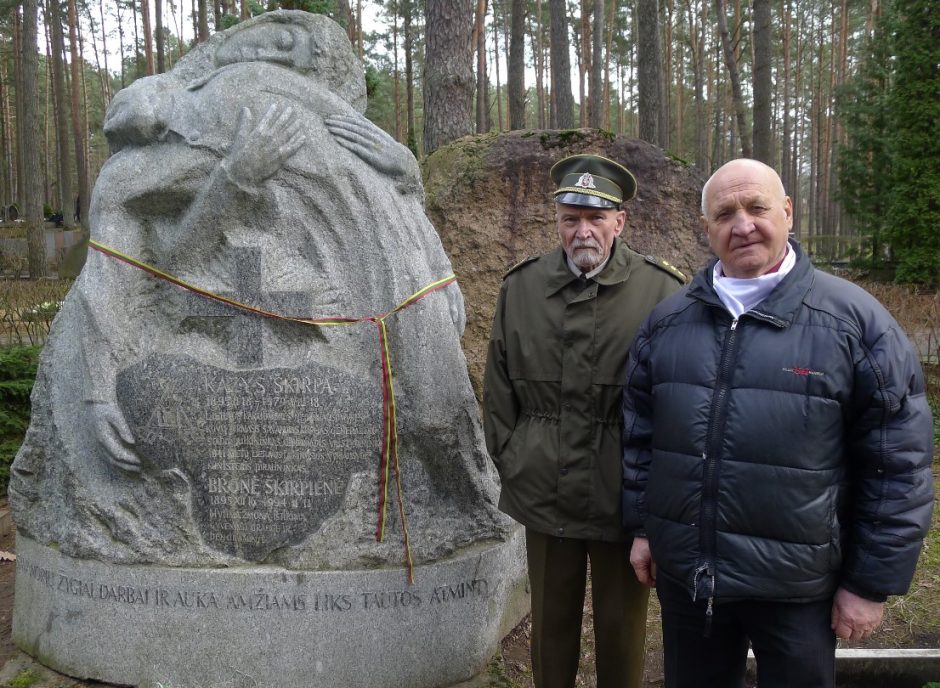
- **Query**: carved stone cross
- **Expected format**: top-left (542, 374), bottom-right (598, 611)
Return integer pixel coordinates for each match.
top-left (185, 246), bottom-right (307, 368)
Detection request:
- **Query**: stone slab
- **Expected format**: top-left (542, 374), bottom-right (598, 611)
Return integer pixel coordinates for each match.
top-left (13, 528), bottom-right (529, 688)
top-left (745, 648), bottom-right (940, 688)
top-left (833, 648), bottom-right (940, 688)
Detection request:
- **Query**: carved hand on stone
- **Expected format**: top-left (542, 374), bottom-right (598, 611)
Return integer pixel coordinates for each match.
top-left (325, 114), bottom-right (418, 182)
top-left (93, 402), bottom-right (142, 474)
top-left (223, 103), bottom-right (306, 190)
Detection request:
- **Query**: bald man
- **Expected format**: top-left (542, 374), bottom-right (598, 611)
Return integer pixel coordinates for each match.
top-left (621, 159), bottom-right (934, 688)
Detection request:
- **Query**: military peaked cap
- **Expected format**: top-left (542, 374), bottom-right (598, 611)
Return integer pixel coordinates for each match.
top-left (550, 154), bottom-right (637, 208)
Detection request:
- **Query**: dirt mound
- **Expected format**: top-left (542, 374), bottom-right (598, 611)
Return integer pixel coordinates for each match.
top-left (423, 129), bottom-right (711, 395)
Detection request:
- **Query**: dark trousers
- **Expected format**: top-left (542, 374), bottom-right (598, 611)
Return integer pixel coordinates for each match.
top-left (656, 576), bottom-right (836, 688)
top-left (525, 528), bottom-right (650, 688)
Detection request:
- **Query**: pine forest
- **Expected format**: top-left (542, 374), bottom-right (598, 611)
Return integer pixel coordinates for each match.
top-left (0, 0), bottom-right (938, 282)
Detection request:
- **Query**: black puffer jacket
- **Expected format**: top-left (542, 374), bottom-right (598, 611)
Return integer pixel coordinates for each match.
top-left (622, 243), bottom-right (934, 603)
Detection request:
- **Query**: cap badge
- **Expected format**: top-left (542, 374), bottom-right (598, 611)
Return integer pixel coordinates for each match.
top-left (575, 173), bottom-right (597, 189)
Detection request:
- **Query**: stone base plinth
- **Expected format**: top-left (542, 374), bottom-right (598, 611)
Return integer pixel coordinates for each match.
top-left (13, 529), bottom-right (528, 688)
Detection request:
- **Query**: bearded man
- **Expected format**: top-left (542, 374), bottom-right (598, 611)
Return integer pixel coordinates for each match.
top-left (483, 154), bottom-right (685, 688)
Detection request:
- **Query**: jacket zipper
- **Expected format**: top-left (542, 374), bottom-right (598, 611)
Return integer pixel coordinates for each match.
top-left (695, 317), bottom-right (740, 635)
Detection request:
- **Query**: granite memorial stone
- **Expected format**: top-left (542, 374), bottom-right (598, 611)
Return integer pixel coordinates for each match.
top-left (10, 11), bottom-right (526, 687)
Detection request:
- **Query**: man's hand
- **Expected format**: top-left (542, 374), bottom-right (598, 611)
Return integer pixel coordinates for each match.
top-left (224, 103), bottom-right (305, 189)
top-left (630, 536), bottom-right (657, 587)
top-left (831, 587), bottom-right (885, 641)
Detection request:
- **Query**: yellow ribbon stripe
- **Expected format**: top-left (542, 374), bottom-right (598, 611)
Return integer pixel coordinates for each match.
top-left (90, 239), bottom-right (456, 584)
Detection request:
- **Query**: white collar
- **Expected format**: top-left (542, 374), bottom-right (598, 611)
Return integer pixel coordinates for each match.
top-left (712, 243), bottom-right (796, 319)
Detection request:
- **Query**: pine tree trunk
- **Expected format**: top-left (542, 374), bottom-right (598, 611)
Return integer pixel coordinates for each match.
top-left (579, 0), bottom-right (590, 126)
top-left (85, 1), bottom-right (112, 107)
top-left (494, 8), bottom-right (504, 130)
top-left (715, 0), bottom-right (751, 157)
top-left (589, 0), bottom-right (604, 128)
top-left (43, 19), bottom-right (52, 207)
top-left (198, 0), bottom-right (210, 42)
top-left (21, 0), bottom-right (46, 276)
top-left (674, 0), bottom-right (683, 157)
top-left (156, 0), bottom-right (166, 73)
top-left (791, 4), bottom-right (805, 238)
top-left (617, 49), bottom-right (624, 133)
top-left (337, 0), bottom-right (355, 44)
top-left (475, 0), bottom-right (488, 133)
top-left (780, 0), bottom-right (791, 193)
top-left (13, 9), bottom-right (25, 207)
top-left (833, 0), bottom-right (849, 236)
top-left (392, 0), bottom-right (401, 142)
top-left (403, 0), bottom-right (417, 155)
top-left (0, 59), bottom-right (14, 209)
top-left (695, 0), bottom-right (709, 167)
top-left (752, 0), bottom-right (773, 163)
top-left (67, 0), bottom-right (90, 227)
top-left (663, 0), bottom-right (672, 149)
top-left (141, 0), bottom-right (155, 72)
top-left (131, 0), bottom-right (142, 75)
top-left (603, 0), bottom-right (614, 129)
top-left (424, 0), bottom-right (475, 153)
top-left (356, 0), bottom-right (363, 57)
top-left (548, 0), bottom-right (575, 127)
top-left (637, 0), bottom-right (664, 146)
top-left (115, 0), bottom-right (126, 88)
top-left (630, 1), bottom-right (638, 136)
top-left (78, 19), bottom-right (93, 182)
top-left (534, 0), bottom-right (546, 128)
top-left (710, 49), bottom-right (723, 165)
top-left (48, 0), bottom-right (75, 227)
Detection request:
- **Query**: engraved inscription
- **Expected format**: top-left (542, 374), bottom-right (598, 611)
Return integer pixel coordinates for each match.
top-left (22, 561), bottom-right (491, 614)
top-left (117, 355), bottom-right (380, 561)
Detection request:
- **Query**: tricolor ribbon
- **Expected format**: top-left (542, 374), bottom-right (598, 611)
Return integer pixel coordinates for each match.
top-left (90, 239), bottom-right (457, 584)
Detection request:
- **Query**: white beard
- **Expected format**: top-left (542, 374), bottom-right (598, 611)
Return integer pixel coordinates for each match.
top-left (570, 239), bottom-right (604, 271)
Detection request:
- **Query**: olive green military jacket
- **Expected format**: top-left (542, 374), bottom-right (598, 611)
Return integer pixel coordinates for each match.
top-left (483, 238), bottom-right (684, 541)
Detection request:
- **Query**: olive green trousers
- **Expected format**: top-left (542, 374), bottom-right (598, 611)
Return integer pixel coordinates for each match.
top-left (526, 528), bottom-right (650, 688)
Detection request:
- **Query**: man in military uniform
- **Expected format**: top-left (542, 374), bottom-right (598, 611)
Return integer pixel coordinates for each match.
top-left (483, 154), bottom-right (685, 688)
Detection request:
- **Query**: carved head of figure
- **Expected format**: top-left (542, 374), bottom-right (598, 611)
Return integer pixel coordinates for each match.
top-left (213, 11), bottom-right (366, 113)
top-left (103, 74), bottom-right (178, 153)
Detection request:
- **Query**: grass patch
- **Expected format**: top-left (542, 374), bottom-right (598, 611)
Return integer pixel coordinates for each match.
top-left (0, 225), bottom-right (27, 240)
top-left (486, 651), bottom-right (526, 688)
top-left (4, 668), bottom-right (41, 688)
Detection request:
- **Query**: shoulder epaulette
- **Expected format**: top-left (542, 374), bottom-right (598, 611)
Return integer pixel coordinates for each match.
top-left (644, 255), bottom-right (687, 283)
top-left (503, 255), bottom-right (539, 279)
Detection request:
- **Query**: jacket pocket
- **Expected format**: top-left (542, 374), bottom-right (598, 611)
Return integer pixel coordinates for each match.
top-left (499, 416), bottom-right (529, 481)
